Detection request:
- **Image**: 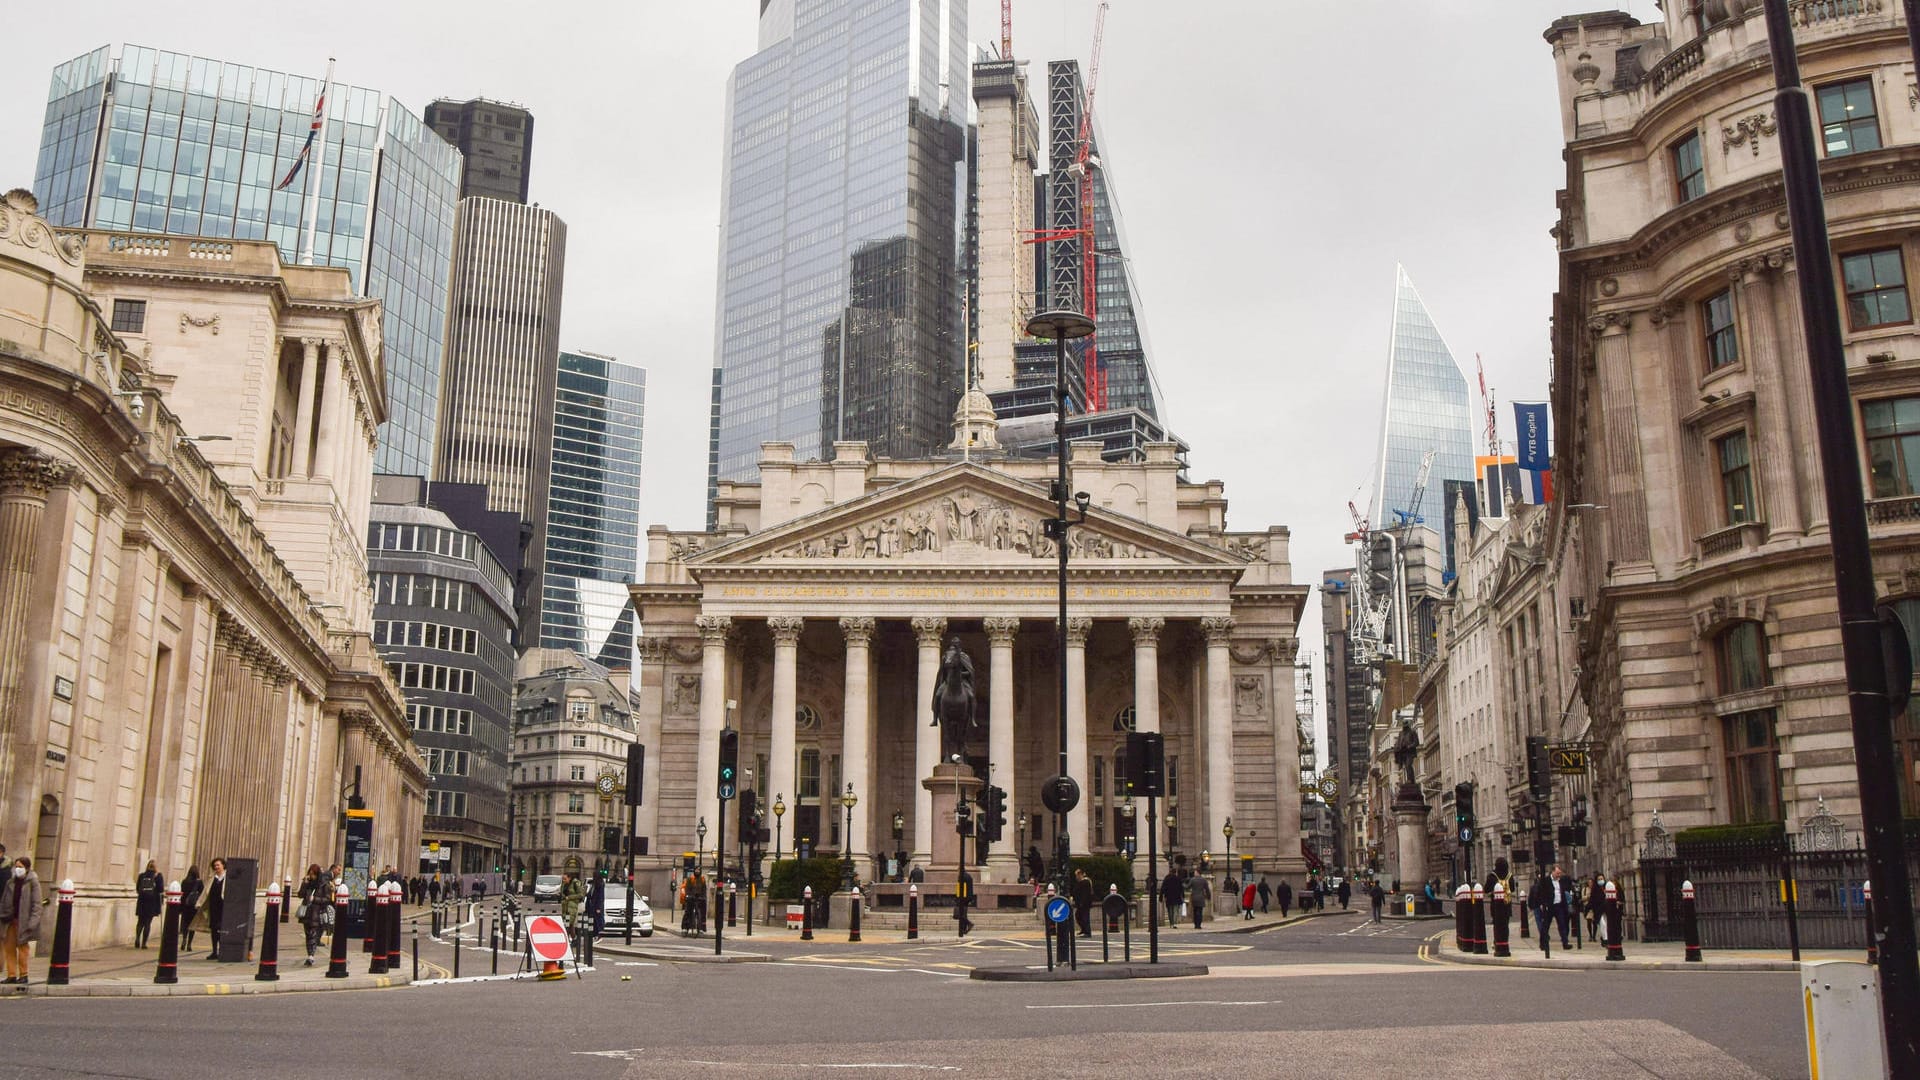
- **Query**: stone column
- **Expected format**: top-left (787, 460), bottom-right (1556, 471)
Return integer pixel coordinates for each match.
top-left (694, 616), bottom-right (731, 845)
top-left (292, 338), bottom-right (320, 476)
top-left (839, 617), bottom-right (875, 871)
top-left (312, 341), bottom-right (341, 480)
top-left (910, 615), bottom-right (946, 866)
top-left (1734, 260), bottom-right (1804, 536)
top-left (635, 636), bottom-right (671, 857)
top-left (1128, 616), bottom-right (1164, 855)
top-left (1201, 616), bottom-right (1236, 874)
top-left (1770, 252), bottom-right (1825, 528)
top-left (0, 450), bottom-right (72, 834)
top-left (767, 615), bottom-right (804, 855)
top-left (1589, 312), bottom-right (1650, 567)
top-left (1065, 617), bottom-right (1092, 858)
top-left (983, 616), bottom-right (1019, 879)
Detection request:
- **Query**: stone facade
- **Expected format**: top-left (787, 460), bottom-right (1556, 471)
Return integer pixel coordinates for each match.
top-left (510, 648), bottom-right (636, 880)
top-left (628, 437), bottom-right (1308, 904)
top-left (1544, 4), bottom-right (1920, 873)
top-left (0, 189), bottom-right (422, 949)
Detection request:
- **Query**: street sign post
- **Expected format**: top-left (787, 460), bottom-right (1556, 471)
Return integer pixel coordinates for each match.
top-left (1046, 896), bottom-right (1071, 925)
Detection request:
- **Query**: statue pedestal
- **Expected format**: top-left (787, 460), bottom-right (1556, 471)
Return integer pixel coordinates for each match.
top-left (922, 762), bottom-right (985, 878)
top-left (1393, 794), bottom-right (1429, 892)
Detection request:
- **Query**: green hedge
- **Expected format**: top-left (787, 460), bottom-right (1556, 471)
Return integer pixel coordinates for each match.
top-left (767, 857), bottom-right (846, 901)
top-left (1674, 822), bottom-right (1785, 849)
top-left (1070, 854), bottom-right (1137, 899)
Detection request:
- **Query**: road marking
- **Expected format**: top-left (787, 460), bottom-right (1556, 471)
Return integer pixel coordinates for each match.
top-left (686, 1060), bottom-right (960, 1071)
top-left (1026, 1000), bottom-right (1274, 1010)
top-left (1203, 963), bottom-right (1435, 979)
top-left (612, 961), bottom-right (659, 967)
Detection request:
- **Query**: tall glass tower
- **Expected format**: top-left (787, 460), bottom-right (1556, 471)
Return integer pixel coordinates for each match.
top-left (543, 350), bottom-right (645, 669)
top-left (708, 0), bottom-right (969, 510)
top-left (1369, 265), bottom-right (1475, 530)
top-left (33, 45), bottom-right (461, 476)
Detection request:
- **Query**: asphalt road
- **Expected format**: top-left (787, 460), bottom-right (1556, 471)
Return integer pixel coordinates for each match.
top-left (0, 905), bottom-right (1811, 1079)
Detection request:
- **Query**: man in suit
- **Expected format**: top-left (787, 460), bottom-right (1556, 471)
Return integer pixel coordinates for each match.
top-left (1540, 864), bottom-right (1573, 948)
top-left (205, 858), bottom-right (227, 960)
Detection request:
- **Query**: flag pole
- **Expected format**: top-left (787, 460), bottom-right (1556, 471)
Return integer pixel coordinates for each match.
top-left (299, 57), bottom-right (335, 267)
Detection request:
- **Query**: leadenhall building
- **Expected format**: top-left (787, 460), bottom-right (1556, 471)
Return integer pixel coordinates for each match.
top-left (625, 400), bottom-right (1310, 894)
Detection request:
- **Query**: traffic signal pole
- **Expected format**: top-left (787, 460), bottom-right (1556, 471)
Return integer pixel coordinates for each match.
top-left (717, 728), bottom-right (737, 958)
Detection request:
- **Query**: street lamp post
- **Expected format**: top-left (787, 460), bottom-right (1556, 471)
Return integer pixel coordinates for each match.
top-left (1122, 798), bottom-right (1137, 865)
top-left (1025, 309), bottom-right (1097, 897)
top-left (891, 810), bottom-right (904, 881)
top-left (773, 795), bottom-right (786, 861)
top-left (840, 784), bottom-right (859, 892)
top-left (1223, 817), bottom-right (1235, 875)
top-left (696, 817), bottom-right (708, 876)
top-left (1017, 813), bottom-right (1030, 881)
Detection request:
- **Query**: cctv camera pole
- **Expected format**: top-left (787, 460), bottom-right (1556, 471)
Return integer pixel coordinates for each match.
top-left (1765, 3), bottom-right (1917, 1072)
top-left (1028, 309), bottom-right (1097, 903)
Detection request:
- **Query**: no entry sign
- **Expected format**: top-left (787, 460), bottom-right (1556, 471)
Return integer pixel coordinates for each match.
top-left (527, 914), bottom-right (572, 963)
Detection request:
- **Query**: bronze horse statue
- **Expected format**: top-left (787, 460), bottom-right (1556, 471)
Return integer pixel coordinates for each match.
top-left (931, 636), bottom-right (977, 763)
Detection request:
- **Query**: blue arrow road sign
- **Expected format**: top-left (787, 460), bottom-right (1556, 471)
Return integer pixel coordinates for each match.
top-left (1046, 897), bottom-right (1072, 924)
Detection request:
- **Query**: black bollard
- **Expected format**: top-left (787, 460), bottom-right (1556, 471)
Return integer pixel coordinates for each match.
top-left (1454, 885), bottom-right (1468, 952)
top-left (412, 926), bottom-right (419, 982)
top-left (1603, 879), bottom-right (1625, 961)
top-left (907, 884), bottom-right (919, 941)
top-left (387, 884), bottom-right (403, 970)
top-left (1492, 884), bottom-right (1511, 958)
top-left (453, 930), bottom-right (461, 979)
top-left (154, 882), bottom-right (182, 985)
top-left (47, 879), bottom-right (75, 986)
top-left (801, 886), bottom-right (814, 942)
top-left (1865, 879), bottom-right (1878, 966)
top-left (728, 882), bottom-right (738, 928)
top-left (1681, 879), bottom-right (1702, 963)
top-left (1471, 884), bottom-right (1488, 955)
top-left (325, 883), bottom-right (351, 978)
top-left (281, 879), bottom-right (292, 924)
top-left (849, 887), bottom-right (862, 943)
top-left (255, 883), bottom-right (281, 982)
top-left (369, 886), bottom-right (388, 975)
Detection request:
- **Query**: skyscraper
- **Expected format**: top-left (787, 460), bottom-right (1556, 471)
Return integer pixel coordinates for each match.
top-left (708, 0), bottom-right (970, 512)
top-left (433, 196), bottom-right (567, 637)
top-left (543, 350), bottom-right (645, 669)
top-left (34, 46), bottom-right (462, 477)
top-left (1369, 265), bottom-right (1475, 530)
top-left (969, 54), bottom-right (1039, 395)
top-left (423, 98), bottom-right (534, 203)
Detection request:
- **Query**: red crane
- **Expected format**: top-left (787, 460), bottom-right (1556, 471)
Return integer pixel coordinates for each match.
top-left (1002, 0), bottom-right (1013, 60)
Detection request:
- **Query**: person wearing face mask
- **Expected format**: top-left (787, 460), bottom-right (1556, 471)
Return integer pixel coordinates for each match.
top-left (204, 858), bottom-right (227, 960)
top-left (0, 858), bottom-right (43, 985)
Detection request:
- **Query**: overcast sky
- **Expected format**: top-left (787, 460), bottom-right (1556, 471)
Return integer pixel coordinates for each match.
top-left (0, 1), bottom-right (1662, 764)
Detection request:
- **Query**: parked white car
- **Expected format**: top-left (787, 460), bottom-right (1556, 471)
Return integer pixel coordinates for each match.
top-left (599, 884), bottom-right (653, 937)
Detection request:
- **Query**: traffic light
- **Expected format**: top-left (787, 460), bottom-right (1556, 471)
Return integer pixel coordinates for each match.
top-left (1454, 782), bottom-right (1476, 836)
top-left (738, 788), bottom-right (758, 839)
top-left (1126, 731), bottom-right (1165, 796)
top-left (1526, 735), bottom-right (1551, 802)
top-left (602, 825), bottom-right (621, 854)
top-left (625, 742), bottom-right (646, 807)
top-left (991, 785), bottom-right (1009, 842)
top-left (718, 728), bottom-right (738, 800)
top-left (955, 800), bottom-right (974, 836)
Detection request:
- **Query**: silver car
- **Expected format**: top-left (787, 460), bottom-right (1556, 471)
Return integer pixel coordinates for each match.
top-left (598, 884), bottom-right (654, 937)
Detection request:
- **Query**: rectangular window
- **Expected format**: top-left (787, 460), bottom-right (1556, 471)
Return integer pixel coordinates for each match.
top-left (1716, 621), bottom-right (1768, 694)
top-left (1717, 430), bottom-right (1756, 524)
top-left (572, 734), bottom-right (586, 748)
top-left (570, 765), bottom-right (586, 781)
top-left (1673, 132), bottom-right (1705, 203)
top-left (1702, 289), bottom-right (1739, 370)
top-left (799, 749), bottom-right (821, 799)
top-left (1842, 248), bottom-right (1911, 330)
top-left (567, 793), bottom-right (584, 814)
top-left (1722, 709), bottom-right (1782, 824)
top-left (1864, 397), bottom-right (1920, 497)
top-left (1817, 77), bottom-right (1880, 157)
top-left (567, 825), bottom-right (583, 849)
top-left (111, 298), bottom-right (146, 333)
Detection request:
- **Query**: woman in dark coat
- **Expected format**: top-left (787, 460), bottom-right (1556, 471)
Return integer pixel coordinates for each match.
top-left (298, 864), bottom-right (331, 966)
top-left (134, 860), bottom-right (165, 948)
top-left (178, 865), bottom-right (203, 952)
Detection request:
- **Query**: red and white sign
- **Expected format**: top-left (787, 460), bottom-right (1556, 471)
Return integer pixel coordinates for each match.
top-left (527, 914), bottom-right (572, 963)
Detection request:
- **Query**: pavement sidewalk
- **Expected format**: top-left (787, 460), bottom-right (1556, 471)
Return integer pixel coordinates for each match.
top-left (1426, 929), bottom-right (1863, 972)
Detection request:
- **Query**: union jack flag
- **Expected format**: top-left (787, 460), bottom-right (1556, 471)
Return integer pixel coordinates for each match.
top-left (274, 85), bottom-right (327, 191)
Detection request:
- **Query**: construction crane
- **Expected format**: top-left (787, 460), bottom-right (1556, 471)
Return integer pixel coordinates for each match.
top-left (1390, 448), bottom-right (1437, 529)
top-left (1477, 353), bottom-right (1498, 458)
top-left (1002, 0), bottom-right (1013, 60)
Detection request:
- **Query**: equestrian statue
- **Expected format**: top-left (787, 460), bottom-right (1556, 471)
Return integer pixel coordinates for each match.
top-left (931, 636), bottom-right (978, 764)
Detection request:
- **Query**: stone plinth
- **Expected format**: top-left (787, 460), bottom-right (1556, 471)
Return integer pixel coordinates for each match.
top-left (1394, 797), bottom-right (1429, 891)
top-left (923, 762), bottom-right (985, 873)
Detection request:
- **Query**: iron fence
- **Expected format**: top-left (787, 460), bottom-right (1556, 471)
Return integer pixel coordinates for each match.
top-left (1636, 836), bottom-right (1920, 949)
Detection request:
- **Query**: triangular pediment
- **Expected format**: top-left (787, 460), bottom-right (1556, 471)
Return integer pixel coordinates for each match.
top-left (686, 463), bottom-right (1246, 570)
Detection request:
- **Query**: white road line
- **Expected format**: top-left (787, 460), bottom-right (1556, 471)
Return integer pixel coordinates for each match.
top-left (686, 1061), bottom-right (960, 1071)
top-left (1025, 999), bottom-right (1274, 1010)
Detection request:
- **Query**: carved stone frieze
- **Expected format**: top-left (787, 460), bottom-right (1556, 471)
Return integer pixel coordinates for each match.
top-left (1721, 111), bottom-right (1777, 157)
top-left (1690, 593), bottom-right (1768, 636)
top-left (668, 673), bottom-right (701, 716)
top-left (762, 489), bottom-right (1158, 562)
top-left (636, 636), bottom-right (672, 664)
top-left (1234, 674), bottom-right (1266, 718)
top-left (179, 312), bottom-right (221, 335)
top-left (1587, 310), bottom-right (1633, 336)
top-left (0, 189), bottom-right (84, 266)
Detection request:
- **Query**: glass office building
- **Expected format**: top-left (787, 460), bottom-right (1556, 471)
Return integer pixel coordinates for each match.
top-left (1369, 265), bottom-right (1475, 530)
top-left (34, 45), bottom-right (461, 476)
top-left (542, 350), bottom-right (645, 669)
top-left (709, 0), bottom-right (969, 507)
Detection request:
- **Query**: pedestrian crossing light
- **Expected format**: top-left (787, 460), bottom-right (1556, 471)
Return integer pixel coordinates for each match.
top-left (718, 729), bottom-right (739, 800)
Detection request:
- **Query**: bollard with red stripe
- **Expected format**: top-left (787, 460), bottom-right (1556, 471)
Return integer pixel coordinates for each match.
top-left (368, 882), bottom-right (389, 975)
top-left (848, 886), bottom-right (862, 943)
top-left (1470, 882), bottom-right (1488, 954)
top-left (255, 882), bottom-right (281, 981)
top-left (801, 885), bottom-right (814, 942)
top-left (325, 881), bottom-right (351, 978)
top-left (1491, 880), bottom-right (1511, 957)
top-left (907, 883), bottom-right (919, 941)
top-left (1603, 878), bottom-right (1625, 961)
top-left (1681, 879), bottom-right (1702, 963)
top-left (46, 880), bottom-right (75, 986)
top-left (386, 882), bottom-right (404, 970)
top-left (1454, 884), bottom-right (1469, 952)
top-left (153, 881), bottom-right (182, 984)
top-left (1864, 879), bottom-right (1877, 966)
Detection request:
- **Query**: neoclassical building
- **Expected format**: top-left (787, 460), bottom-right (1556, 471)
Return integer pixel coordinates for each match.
top-left (627, 422), bottom-right (1308, 899)
top-left (1544, 3), bottom-right (1920, 867)
top-left (0, 188), bottom-right (421, 948)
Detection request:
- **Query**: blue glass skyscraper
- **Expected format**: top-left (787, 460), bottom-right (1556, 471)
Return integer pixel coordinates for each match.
top-left (709, 1), bottom-right (970, 510)
top-left (542, 350), bottom-right (645, 669)
top-left (1370, 265), bottom-right (1475, 530)
top-left (33, 45), bottom-right (460, 476)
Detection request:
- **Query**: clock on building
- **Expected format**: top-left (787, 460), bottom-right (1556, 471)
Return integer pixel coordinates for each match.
top-left (596, 774), bottom-right (617, 798)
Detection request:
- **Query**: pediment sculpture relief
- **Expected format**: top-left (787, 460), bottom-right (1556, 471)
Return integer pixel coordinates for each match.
top-left (763, 492), bottom-right (1158, 561)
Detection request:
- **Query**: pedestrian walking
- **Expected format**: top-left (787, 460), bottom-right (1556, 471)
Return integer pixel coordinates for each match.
top-left (1160, 869), bottom-right (1184, 928)
top-left (1, 857), bottom-right (42, 985)
top-left (1256, 876), bottom-right (1272, 915)
top-left (1547, 865), bottom-right (1572, 948)
top-left (298, 864), bottom-right (330, 966)
top-left (560, 872), bottom-right (584, 931)
top-left (134, 860), bottom-right (164, 948)
top-left (1071, 868), bottom-right (1094, 938)
top-left (1241, 880), bottom-right (1257, 920)
top-left (203, 858), bottom-right (228, 960)
top-left (429, 876), bottom-right (442, 904)
top-left (1584, 872), bottom-right (1605, 941)
top-left (178, 865), bottom-right (204, 953)
top-left (1276, 878), bottom-right (1293, 917)
top-left (1336, 878), bottom-right (1352, 910)
top-left (587, 874), bottom-right (606, 937)
top-left (1188, 871), bottom-right (1211, 929)
top-left (1368, 879), bottom-right (1386, 922)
